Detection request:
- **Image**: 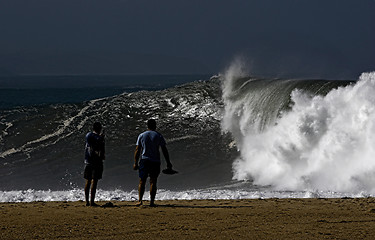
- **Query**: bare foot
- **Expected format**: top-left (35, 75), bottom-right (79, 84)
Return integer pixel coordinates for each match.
top-left (149, 203), bottom-right (157, 207)
top-left (90, 202), bottom-right (99, 207)
top-left (135, 201), bottom-right (143, 207)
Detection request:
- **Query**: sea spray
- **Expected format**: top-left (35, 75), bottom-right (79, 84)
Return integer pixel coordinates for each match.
top-left (222, 65), bottom-right (375, 193)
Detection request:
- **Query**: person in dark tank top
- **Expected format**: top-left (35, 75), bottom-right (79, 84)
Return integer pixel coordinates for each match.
top-left (84, 122), bottom-right (105, 207)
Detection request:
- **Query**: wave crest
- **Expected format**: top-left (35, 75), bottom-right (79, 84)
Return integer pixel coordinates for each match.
top-left (222, 68), bottom-right (375, 193)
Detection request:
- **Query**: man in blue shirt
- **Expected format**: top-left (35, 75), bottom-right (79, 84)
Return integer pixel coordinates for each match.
top-left (84, 122), bottom-right (105, 206)
top-left (134, 119), bottom-right (172, 207)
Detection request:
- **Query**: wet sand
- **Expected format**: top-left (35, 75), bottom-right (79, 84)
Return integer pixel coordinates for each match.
top-left (2, 198), bottom-right (375, 239)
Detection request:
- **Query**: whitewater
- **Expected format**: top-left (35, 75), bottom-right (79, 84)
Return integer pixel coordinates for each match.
top-left (1, 69), bottom-right (375, 202)
top-left (222, 62), bottom-right (375, 194)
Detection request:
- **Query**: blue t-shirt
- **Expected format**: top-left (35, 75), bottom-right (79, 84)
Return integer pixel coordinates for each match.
top-left (84, 132), bottom-right (105, 165)
top-left (136, 130), bottom-right (166, 162)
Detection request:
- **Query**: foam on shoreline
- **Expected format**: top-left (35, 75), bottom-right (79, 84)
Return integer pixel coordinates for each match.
top-left (1, 188), bottom-right (372, 203)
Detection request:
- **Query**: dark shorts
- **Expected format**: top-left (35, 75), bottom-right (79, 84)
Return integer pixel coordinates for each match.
top-left (139, 159), bottom-right (160, 180)
top-left (84, 164), bottom-right (103, 180)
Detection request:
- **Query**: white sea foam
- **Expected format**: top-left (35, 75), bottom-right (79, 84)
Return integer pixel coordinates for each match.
top-left (222, 61), bottom-right (375, 194)
top-left (0, 188), bottom-right (370, 203)
top-left (0, 98), bottom-right (104, 159)
top-left (0, 122), bottom-right (13, 143)
top-left (167, 135), bottom-right (200, 143)
top-left (3, 122), bottom-right (13, 136)
top-left (167, 93), bottom-right (221, 121)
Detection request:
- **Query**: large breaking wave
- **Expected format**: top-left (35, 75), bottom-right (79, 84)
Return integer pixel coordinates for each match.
top-left (222, 61), bottom-right (375, 193)
top-left (3, 69), bottom-right (375, 202)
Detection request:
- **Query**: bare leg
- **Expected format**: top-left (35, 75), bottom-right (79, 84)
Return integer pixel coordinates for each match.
top-left (149, 177), bottom-right (157, 207)
top-left (137, 178), bottom-right (146, 206)
top-left (90, 179), bottom-right (99, 206)
top-left (84, 179), bottom-right (91, 206)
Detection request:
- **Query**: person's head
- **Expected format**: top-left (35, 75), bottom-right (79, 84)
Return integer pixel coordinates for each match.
top-left (147, 119), bottom-right (157, 131)
top-left (93, 122), bottom-right (102, 133)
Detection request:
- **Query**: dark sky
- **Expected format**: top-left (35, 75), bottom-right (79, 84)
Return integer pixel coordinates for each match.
top-left (0, 0), bottom-right (374, 79)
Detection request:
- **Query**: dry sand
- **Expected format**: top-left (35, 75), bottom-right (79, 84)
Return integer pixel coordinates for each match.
top-left (2, 198), bottom-right (375, 239)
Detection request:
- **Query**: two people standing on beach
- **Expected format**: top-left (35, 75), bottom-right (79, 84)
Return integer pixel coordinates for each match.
top-left (84, 119), bottom-right (173, 207)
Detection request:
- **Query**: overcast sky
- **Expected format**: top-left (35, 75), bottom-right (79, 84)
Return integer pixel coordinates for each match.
top-left (0, 0), bottom-right (374, 79)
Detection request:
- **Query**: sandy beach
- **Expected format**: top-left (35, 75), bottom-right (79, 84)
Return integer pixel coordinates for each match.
top-left (2, 198), bottom-right (375, 239)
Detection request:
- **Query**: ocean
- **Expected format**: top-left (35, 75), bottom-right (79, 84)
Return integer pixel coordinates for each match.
top-left (1, 70), bottom-right (375, 203)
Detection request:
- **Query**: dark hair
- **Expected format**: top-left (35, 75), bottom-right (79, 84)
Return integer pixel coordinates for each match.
top-left (147, 119), bottom-right (157, 130)
top-left (93, 122), bottom-right (102, 133)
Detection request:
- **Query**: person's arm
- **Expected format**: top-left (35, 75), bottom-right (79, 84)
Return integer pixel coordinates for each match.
top-left (161, 145), bottom-right (172, 169)
top-left (133, 145), bottom-right (141, 170)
